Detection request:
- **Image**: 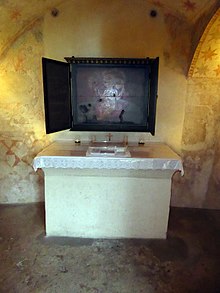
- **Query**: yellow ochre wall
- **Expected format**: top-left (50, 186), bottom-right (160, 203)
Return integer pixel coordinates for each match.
top-left (172, 8), bottom-right (220, 208)
top-left (0, 0), bottom-right (219, 207)
top-left (44, 0), bottom-right (188, 148)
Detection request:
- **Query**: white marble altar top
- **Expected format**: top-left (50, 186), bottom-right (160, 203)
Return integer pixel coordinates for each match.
top-left (33, 141), bottom-right (183, 174)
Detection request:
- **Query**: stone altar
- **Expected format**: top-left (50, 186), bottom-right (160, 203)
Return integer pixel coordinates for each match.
top-left (33, 141), bottom-right (183, 239)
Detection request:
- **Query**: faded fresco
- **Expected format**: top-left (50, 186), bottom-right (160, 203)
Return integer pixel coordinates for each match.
top-left (172, 9), bottom-right (220, 208)
top-left (0, 0), bottom-right (219, 205)
top-left (0, 18), bottom-right (50, 202)
top-left (76, 67), bottom-right (146, 124)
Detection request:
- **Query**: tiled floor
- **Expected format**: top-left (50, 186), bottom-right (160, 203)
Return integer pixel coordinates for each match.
top-left (0, 203), bottom-right (220, 293)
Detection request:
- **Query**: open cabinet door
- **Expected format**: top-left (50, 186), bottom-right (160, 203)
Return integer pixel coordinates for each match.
top-left (42, 58), bottom-right (72, 134)
top-left (148, 57), bottom-right (159, 135)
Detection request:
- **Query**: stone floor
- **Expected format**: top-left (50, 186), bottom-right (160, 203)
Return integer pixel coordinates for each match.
top-left (0, 204), bottom-right (220, 293)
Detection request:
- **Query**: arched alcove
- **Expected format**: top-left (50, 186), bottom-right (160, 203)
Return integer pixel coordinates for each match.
top-left (0, 0), bottom-right (219, 204)
top-left (172, 8), bottom-right (220, 209)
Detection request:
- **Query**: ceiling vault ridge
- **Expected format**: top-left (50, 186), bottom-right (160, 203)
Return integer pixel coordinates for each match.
top-left (0, 16), bottom-right (43, 61)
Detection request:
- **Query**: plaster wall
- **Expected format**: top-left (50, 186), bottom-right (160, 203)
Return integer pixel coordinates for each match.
top-left (0, 0), bottom-right (219, 206)
top-left (172, 9), bottom-right (220, 208)
top-left (0, 19), bottom-right (50, 203)
top-left (43, 0), bottom-right (187, 151)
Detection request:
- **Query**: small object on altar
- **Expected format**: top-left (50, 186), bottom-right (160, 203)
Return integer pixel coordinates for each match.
top-left (138, 140), bottom-right (145, 145)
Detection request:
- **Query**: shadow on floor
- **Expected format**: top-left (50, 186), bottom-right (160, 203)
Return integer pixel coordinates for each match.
top-left (0, 203), bottom-right (220, 293)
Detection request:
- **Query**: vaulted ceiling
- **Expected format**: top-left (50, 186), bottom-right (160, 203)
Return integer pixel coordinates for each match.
top-left (0, 0), bottom-right (219, 56)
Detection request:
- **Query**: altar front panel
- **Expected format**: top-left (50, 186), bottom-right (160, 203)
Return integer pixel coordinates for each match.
top-left (44, 168), bottom-right (173, 239)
